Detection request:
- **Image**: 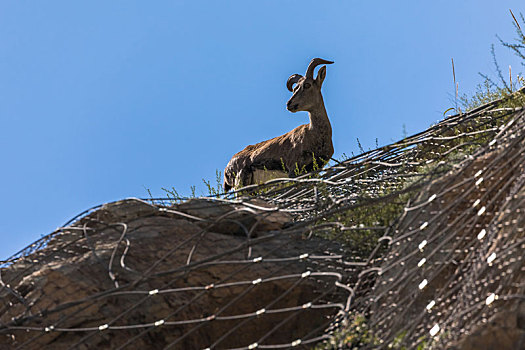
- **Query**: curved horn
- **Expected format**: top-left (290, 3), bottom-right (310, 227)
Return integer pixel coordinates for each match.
top-left (287, 74), bottom-right (303, 92)
top-left (305, 58), bottom-right (334, 79)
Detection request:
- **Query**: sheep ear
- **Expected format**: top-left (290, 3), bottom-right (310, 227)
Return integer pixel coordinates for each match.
top-left (315, 66), bottom-right (327, 87)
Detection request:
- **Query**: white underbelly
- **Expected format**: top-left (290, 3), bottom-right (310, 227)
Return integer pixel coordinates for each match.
top-left (251, 170), bottom-right (288, 186)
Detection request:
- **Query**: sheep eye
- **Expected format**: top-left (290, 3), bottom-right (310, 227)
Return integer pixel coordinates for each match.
top-left (304, 83), bottom-right (311, 89)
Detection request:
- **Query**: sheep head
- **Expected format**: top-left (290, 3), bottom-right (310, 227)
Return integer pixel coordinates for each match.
top-left (286, 58), bottom-right (333, 113)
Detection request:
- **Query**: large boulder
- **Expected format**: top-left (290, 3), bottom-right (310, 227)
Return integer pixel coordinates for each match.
top-left (0, 198), bottom-right (348, 349)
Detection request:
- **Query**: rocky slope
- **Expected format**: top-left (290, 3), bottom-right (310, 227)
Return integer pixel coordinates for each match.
top-left (1, 98), bottom-right (525, 349)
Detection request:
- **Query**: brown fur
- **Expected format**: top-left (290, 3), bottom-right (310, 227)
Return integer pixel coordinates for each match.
top-left (223, 58), bottom-right (334, 191)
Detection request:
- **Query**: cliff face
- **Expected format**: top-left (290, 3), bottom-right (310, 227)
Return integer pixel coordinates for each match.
top-left (372, 147), bottom-right (525, 349)
top-left (1, 96), bottom-right (525, 349)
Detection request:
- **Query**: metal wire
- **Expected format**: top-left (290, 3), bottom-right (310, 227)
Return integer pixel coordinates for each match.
top-left (1, 92), bottom-right (524, 349)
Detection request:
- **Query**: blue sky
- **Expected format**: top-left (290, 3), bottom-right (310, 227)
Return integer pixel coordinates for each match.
top-left (1, 1), bottom-right (524, 259)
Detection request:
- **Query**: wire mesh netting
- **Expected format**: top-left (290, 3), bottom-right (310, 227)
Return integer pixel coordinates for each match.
top-left (1, 92), bottom-right (524, 349)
